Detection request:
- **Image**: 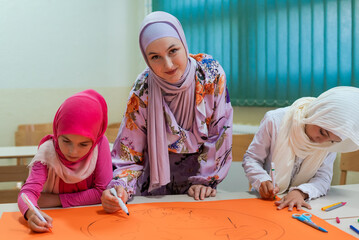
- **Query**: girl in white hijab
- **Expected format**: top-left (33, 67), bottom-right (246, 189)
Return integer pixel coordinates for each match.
top-left (242, 86), bottom-right (359, 211)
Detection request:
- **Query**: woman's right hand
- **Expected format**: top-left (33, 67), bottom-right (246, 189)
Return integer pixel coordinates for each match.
top-left (25, 208), bottom-right (53, 233)
top-left (259, 180), bottom-right (279, 199)
top-left (101, 185), bottom-right (129, 213)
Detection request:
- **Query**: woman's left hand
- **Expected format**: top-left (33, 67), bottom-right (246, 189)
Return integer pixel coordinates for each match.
top-left (274, 189), bottom-right (311, 211)
top-left (188, 185), bottom-right (216, 200)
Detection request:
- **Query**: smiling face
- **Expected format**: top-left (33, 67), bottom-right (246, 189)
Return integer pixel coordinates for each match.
top-left (58, 134), bottom-right (93, 162)
top-left (304, 124), bottom-right (342, 144)
top-left (145, 37), bottom-right (188, 84)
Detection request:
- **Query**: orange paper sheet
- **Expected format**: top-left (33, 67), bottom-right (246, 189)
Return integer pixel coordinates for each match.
top-left (0, 198), bottom-right (356, 240)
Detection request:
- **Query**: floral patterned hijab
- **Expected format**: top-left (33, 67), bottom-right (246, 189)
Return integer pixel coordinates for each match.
top-left (139, 11), bottom-right (198, 192)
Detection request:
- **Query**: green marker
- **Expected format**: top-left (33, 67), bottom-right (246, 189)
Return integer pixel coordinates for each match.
top-left (271, 162), bottom-right (276, 199)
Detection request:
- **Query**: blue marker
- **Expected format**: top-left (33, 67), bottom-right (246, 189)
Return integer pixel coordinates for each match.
top-left (110, 188), bottom-right (129, 216)
top-left (292, 213), bottom-right (328, 233)
top-left (350, 225), bottom-right (359, 235)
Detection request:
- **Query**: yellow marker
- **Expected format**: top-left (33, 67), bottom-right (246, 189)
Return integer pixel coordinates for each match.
top-left (321, 202), bottom-right (343, 211)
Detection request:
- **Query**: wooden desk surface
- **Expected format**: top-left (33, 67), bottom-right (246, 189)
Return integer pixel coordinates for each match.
top-left (1, 184), bottom-right (358, 237)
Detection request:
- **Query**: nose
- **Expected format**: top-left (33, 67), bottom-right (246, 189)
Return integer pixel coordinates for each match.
top-left (68, 145), bottom-right (78, 155)
top-left (163, 56), bottom-right (173, 69)
top-left (314, 135), bottom-right (328, 144)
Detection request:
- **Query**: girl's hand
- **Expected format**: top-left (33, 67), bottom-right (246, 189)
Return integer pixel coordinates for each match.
top-left (25, 208), bottom-right (53, 233)
top-left (188, 185), bottom-right (216, 200)
top-left (275, 189), bottom-right (311, 211)
top-left (259, 180), bottom-right (279, 199)
top-left (101, 185), bottom-right (129, 213)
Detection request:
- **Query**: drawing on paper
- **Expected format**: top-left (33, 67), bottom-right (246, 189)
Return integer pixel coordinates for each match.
top-left (80, 207), bottom-right (285, 239)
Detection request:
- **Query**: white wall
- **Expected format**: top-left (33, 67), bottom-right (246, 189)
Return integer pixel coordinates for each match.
top-left (0, 0), bottom-right (147, 146)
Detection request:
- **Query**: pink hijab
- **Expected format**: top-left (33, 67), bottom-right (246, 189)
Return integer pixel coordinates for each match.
top-left (30, 90), bottom-right (108, 192)
top-left (139, 11), bottom-right (198, 192)
top-left (40, 89), bottom-right (108, 163)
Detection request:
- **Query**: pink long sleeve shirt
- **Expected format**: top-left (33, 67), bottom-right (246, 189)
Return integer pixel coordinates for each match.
top-left (18, 136), bottom-right (113, 216)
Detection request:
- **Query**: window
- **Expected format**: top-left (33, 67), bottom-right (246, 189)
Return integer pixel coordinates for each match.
top-left (153, 0), bottom-right (359, 106)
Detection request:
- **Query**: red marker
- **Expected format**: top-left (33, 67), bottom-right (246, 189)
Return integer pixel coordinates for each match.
top-left (336, 217), bottom-right (340, 223)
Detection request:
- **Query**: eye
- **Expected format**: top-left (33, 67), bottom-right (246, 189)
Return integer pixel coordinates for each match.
top-left (80, 143), bottom-right (90, 147)
top-left (169, 48), bottom-right (178, 54)
top-left (319, 129), bottom-right (324, 136)
top-left (319, 128), bottom-right (327, 137)
top-left (151, 55), bottom-right (160, 60)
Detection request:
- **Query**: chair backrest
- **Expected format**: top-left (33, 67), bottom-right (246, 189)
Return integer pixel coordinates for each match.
top-left (340, 150), bottom-right (359, 185)
top-left (105, 122), bottom-right (121, 143)
top-left (15, 123), bottom-right (53, 146)
top-left (15, 123), bottom-right (53, 165)
top-left (232, 134), bottom-right (255, 162)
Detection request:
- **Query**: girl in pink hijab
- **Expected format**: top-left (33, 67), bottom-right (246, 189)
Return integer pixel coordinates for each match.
top-left (102, 12), bottom-right (233, 214)
top-left (18, 89), bottom-right (113, 233)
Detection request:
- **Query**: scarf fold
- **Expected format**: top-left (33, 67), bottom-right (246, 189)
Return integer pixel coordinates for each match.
top-left (29, 140), bottom-right (98, 193)
top-left (272, 86), bottom-right (359, 193)
top-left (139, 11), bottom-right (199, 192)
top-left (30, 89), bottom-right (108, 192)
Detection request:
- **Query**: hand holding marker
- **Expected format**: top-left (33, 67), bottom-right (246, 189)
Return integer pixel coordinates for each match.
top-left (110, 187), bottom-right (129, 215)
top-left (21, 193), bottom-right (52, 232)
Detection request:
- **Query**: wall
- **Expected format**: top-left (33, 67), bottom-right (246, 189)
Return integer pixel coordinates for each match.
top-left (0, 0), bottom-right (147, 146)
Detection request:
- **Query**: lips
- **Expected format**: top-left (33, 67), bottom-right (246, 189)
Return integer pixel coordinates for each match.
top-left (165, 68), bottom-right (177, 75)
top-left (66, 156), bottom-right (79, 161)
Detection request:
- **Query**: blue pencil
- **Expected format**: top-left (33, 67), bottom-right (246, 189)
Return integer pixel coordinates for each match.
top-left (350, 225), bottom-right (359, 235)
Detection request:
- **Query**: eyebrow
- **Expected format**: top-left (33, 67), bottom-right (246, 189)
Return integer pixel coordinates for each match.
top-left (61, 136), bottom-right (70, 140)
top-left (147, 44), bottom-right (177, 55)
top-left (60, 136), bottom-right (92, 144)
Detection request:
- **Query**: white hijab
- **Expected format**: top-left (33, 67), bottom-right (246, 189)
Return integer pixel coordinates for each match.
top-left (272, 86), bottom-right (359, 193)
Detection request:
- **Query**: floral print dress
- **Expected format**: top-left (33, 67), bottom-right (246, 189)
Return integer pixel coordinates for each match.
top-left (108, 54), bottom-right (233, 197)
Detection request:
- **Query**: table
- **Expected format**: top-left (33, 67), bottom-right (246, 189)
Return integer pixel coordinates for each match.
top-left (0, 143), bottom-right (114, 160)
top-left (0, 146), bottom-right (37, 159)
top-left (1, 185), bottom-right (358, 237)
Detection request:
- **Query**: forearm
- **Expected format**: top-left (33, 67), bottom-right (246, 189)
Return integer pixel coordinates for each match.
top-left (59, 187), bottom-right (103, 208)
top-left (290, 152), bottom-right (336, 200)
top-left (38, 193), bottom-right (62, 208)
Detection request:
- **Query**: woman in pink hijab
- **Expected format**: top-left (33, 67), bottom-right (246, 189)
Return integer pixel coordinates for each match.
top-left (101, 11), bottom-right (233, 213)
top-left (18, 89), bottom-right (113, 232)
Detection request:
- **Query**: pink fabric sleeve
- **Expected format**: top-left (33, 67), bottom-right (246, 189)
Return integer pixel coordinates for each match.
top-left (17, 162), bottom-right (48, 217)
top-left (59, 136), bottom-right (113, 207)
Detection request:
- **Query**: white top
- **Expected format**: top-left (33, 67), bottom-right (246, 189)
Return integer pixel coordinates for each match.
top-left (242, 107), bottom-right (337, 200)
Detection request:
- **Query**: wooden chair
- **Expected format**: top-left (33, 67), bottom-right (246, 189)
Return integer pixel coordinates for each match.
top-left (232, 134), bottom-right (255, 162)
top-left (105, 122), bottom-right (121, 143)
top-left (15, 123), bottom-right (53, 165)
top-left (0, 165), bottom-right (28, 203)
top-left (340, 150), bottom-right (359, 185)
top-left (0, 123), bottom-right (52, 203)
top-left (15, 123), bottom-right (53, 146)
